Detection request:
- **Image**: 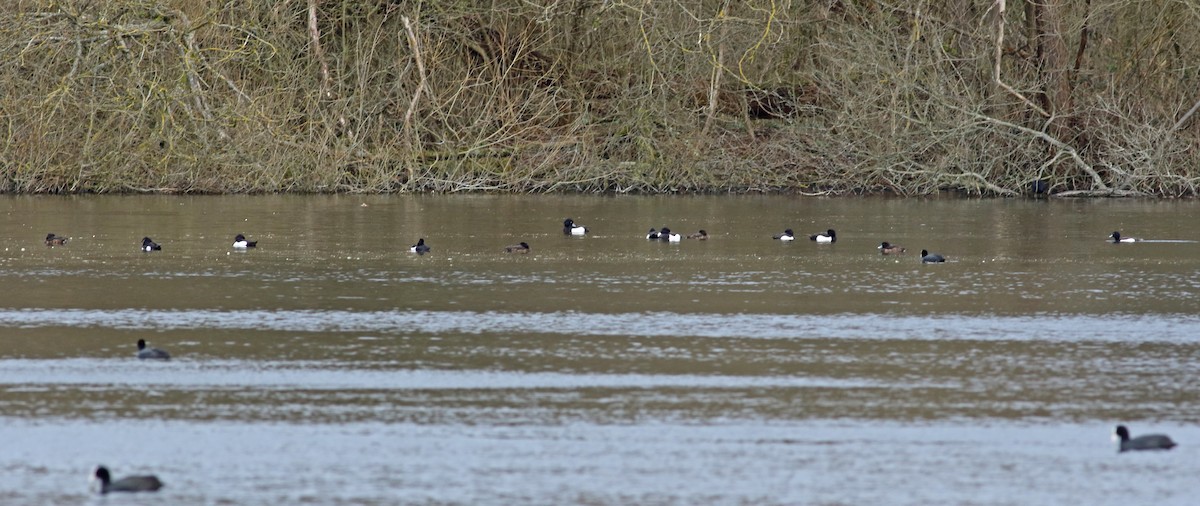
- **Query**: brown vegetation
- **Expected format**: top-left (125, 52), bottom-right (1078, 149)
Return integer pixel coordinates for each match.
top-left (2, 0), bottom-right (1199, 196)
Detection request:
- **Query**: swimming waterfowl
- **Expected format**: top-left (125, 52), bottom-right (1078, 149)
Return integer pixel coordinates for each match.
top-left (504, 242), bottom-right (531, 254)
top-left (773, 229), bottom-right (796, 241)
top-left (136, 339), bottom-right (170, 360)
top-left (93, 466), bottom-right (163, 494)
top-left (1115, 425), bottom-right (1177, 452)
top-left (141, 237), bottom-right (162, 252)
top-left (1030, 179), bottom-right (1050, 195)
top-left (232, 234), bottom-right (257, 248)
top-left (658, 227), bottom-right (681, 242)
top-left (409, 238), bottom-right (430, 255)
top-left (646, 228), bottom-right (661, 240)
top-left (878, 242), bottom-right (906, 255)
top-left (810, 229), bottom-right (836, 243)
top-left (920, 249), bottom-right (946, 263)
top-left (686, 230), bottom-right (708, 240)
top-left (1109, 231), bottom-right (1140, 243)
top-left (45, 233), bottom-right (68, 246)
top-left (563, 218), bottom-right (588, 236)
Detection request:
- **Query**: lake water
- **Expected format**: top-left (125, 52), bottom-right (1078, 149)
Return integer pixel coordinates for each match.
top-left (0, 195), bottom-right (1198, 505)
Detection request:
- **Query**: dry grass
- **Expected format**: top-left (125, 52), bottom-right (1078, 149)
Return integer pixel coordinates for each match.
top-left (1, 0), bottom-right (1199, 196)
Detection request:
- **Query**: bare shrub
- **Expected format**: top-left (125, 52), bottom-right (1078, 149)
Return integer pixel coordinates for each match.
top-left (0, 0), bottom-right (1198, 195)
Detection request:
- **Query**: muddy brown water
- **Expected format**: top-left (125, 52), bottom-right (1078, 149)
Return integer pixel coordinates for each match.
top-left (0, 195), bottom-right (1197, 504)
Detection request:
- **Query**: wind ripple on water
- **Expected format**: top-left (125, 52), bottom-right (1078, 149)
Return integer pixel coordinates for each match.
top-left (1, 308), bottom-right (1196, 343)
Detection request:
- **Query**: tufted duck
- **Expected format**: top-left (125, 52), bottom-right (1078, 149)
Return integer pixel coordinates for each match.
top-left (409, 238), bottom-right (430, 255)
top-left (504, 242), bottom-right (531, 254)
top-left (1108, 231), bottom-right (1140, 243)
top-left (232, 234), bottom-right (258, 248)
top-left (878, 242), bottom-right (906, 255)
top-left (563, 218), bottom-right (588, 236)
top-left (810, 229), bottom-right (836, 243)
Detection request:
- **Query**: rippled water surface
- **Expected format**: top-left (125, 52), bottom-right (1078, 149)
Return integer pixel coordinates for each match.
top-left (1, 195), bottom-right (1198, 505)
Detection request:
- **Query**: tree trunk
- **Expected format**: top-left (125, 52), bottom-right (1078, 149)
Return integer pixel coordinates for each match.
top-left (1032, 0), bottom-right (1073, 137)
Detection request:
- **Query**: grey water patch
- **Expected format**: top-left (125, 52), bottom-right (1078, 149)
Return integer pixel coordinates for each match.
top-left (0, 359), bottom-right (887, 390)
top-left (0, 308), bottom-right (1197, 343)
top-left (0, 419), bottom-right (1195, 506)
